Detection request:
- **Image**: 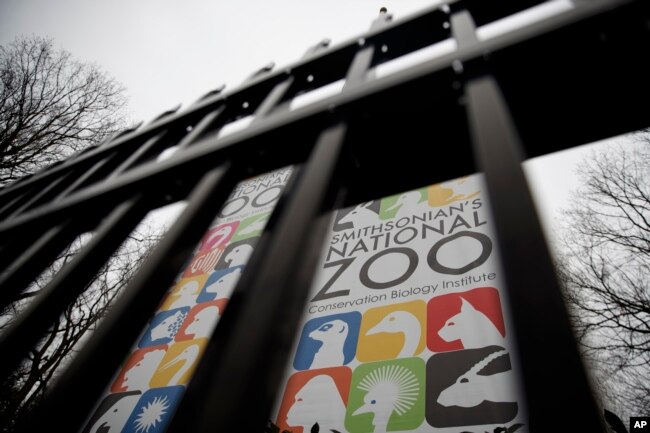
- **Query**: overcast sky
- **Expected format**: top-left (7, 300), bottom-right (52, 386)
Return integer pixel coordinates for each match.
top-left (0, 0), bottom-right (618, 242)
top-left (0, 0), bottom-right (437, 123)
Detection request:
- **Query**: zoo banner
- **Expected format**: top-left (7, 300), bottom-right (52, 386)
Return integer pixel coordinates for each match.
top-left (81, 167), bottom-right (293, 433)
top-left (272, 174), bottom-right (529, 433)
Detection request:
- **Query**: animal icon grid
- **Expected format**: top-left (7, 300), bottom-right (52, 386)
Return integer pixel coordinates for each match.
top-left (275, 289), bottom-right (520, 431)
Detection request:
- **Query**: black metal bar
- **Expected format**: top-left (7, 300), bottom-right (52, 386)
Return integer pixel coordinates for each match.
top-left (451, 10), bottom-right (479, 46)
top-left (52, 154), bottom-right (119, 201)
top-left (252, 77), bottom-right (295, 121)
top-left (0, 223), bottom-right (79, 312)
top-left (176, 107), bottom-right (226, 149)
top-left (6, 172), bottom-right (74, 218)
top-left (343, 46), bottom-right (375, 88)
top-left (466, 76), bottom-right (605, 432)
top-left (0, 190), bottom-right (29, 215)
top-left (107, 131), bottom-right (169, 179)
top-left (0, 188), bottom-right (36, 219)
top-left (0, 195), bottom-right (152, 382)
top-left (20, 163), bottom-right (239, 433)
top-left (53, 108), bottom-right (219, 202)
top-left (168, 123), bottom-right (347, 433)
top-left (0, 229), bottom-right (47, 273)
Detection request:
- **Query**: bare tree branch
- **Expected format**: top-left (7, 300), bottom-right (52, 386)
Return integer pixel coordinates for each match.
top-left (0, 36), bottom-right (128, 185)
top-left (0, 226), bottom-right (163, 432)
top-left (557, 137), bottom-right (650, 418)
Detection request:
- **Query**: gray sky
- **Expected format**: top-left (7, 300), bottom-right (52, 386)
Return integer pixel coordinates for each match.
top-left (0, 0), bottom-right (615, 239)
top-left (0, 0), bottom-right (435, 123)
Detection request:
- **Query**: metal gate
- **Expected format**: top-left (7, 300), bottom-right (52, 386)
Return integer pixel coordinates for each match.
top-left (1, 0), bottom-right (648, 431)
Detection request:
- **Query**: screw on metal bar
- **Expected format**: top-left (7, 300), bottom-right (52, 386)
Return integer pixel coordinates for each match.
top-left (452, 59), bottom-right (464, 74)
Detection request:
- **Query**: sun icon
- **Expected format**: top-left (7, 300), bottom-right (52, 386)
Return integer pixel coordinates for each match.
top-left (134, 395), bottom-right (170, 433)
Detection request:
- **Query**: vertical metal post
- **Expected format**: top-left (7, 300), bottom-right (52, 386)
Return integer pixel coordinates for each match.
top-left (0, 223), bottom-right (77, 312)
top-left (6, 173), bottom-right (74, 218)
top-left (343, 46), bottom-right (375, 89)
top-left (466, 76), bottom-right (605, 432)
top-left (252, 77), bottom-right (295, 122)
top-left (175, 108), bottom-right (226, 150)
top-left (53, 155), bottom-right (118, 201)
top-left (450, 10), bottom-right (479, 45)
top-left (167, 123), bottom-right (347, 433)
top-left (106, 131), bottom-right (169, 179)
top-left (0, 195), bottom-right (151, 381)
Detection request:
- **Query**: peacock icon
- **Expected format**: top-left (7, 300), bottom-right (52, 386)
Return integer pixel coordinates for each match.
top-left (348, 362), bottom-right (423, 433)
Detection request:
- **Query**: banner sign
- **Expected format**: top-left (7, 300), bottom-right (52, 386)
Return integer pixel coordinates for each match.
top-left (82, 167), bottom-right (293, 433)
top-left (272, 174), bottom-right (528, 433)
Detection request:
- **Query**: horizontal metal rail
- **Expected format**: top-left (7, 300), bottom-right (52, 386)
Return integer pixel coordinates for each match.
top-left (0, 0), bottom-right (610, 202)
top-left (0, 0), bottom-right (642, 238)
